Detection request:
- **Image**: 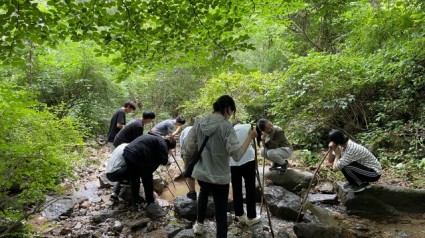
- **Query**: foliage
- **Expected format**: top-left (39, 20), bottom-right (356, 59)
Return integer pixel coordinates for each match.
top-left (180, 71), bottom-right (272, 123)
top-left (0, 0), bottom-right (255, 73)
top-left (0, 84), bottom-right (84, 236)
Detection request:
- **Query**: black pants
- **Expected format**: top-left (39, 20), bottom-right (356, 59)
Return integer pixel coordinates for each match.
top-left (106, 166), bottom-right (129, 195)
top-left (341, 161), bottom-right (381, 186)
top-left (230, 160), bottom-right (257, 219)
top-left (197, 180), bottom-right (229, 238)
top-left (124, 155), bottom-right (155, 205)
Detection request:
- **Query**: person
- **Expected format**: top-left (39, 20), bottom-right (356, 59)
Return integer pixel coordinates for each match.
top-left (180, 126), bottom-right (197, 200)
top-left (256, 118), bottom-right (293, 172)
top-left (123, 133), bottom-right (176, 210)
top-left (108, 111), bottom-right (156, 201)
top-left (107, 101), bottom-right (137, 149)
top-left (105, 143), bottom-right (129, 202)
top-left (230, 121), bottom-right (261, 226)
top-left (327, 129), bottom-right (382, 193)
top-left (151, 116), bottom-right (186, 139)
top-left (184, 95), bottom-right (257, 237)
top-left (113, 111), bottom-right (156, 147)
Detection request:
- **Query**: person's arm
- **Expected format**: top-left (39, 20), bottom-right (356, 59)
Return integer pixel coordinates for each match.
top-left (172, 125), bottom-right (182, 137)
top-left (328, 142), bottom-right (342, 171)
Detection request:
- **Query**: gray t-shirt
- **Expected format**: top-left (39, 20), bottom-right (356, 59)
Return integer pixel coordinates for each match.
top-left (153, 119), bottom-right (174, 136)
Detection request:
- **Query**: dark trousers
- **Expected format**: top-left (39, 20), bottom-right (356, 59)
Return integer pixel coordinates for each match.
top-left (230, 160), bottom-right (257, 218)
top-left (197, 180), bottom-right (229, 238)
top-left (106, 166), bottom-right (129, 195)
top-left (124, 156), bottom-right (155, 206)
top-left (342, 161), bottom-right (381, 186)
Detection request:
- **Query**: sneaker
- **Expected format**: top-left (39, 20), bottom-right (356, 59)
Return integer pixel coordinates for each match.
top-left (236, 214), bottom-right (248, 224)
top-left (269, 162), bottom-right (280, 171)
top-left (245, 216), bottom-right (261, 226)
top-left (352, 183), bottom-right (371, 193)
top-left (193, 222), bottom-right (204, 235)
top-left (343, 181), bottom-right (355, 189)
top-left (187, 191), bottom-right (197, 200)
top-left (110, 193), bottom-right (119, 202)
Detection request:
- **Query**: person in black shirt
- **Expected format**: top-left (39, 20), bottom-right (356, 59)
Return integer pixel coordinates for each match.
top-left (123, 133), bottom-right (176, 210)
top-left (106, 101), bottom-right (137, 149)
top-left (113, 111), bottom-right (156, 147)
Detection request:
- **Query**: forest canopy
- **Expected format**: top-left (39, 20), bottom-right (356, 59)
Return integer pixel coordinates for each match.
top-left (1, 0), bottom-right (425, 236)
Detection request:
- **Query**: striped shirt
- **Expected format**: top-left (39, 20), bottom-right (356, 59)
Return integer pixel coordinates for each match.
top-left (335, 140), bottom-right (382, 175)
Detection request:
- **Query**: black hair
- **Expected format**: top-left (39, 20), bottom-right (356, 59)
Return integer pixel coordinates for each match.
top-left (328, 129), bottom-right (349, 145)
top-left (123, 100), bottom-right (137, 110)
top-left (256, 125), bottom-right (262, 146)
top-left (256, 118), bottom-right (269, 132)
top-left (165, 137), bottom-right (177, 150)
top-left (213, 95), bottom-right (236, 116)
top-left (142, 111), bottom-right (156, 119)
top-left (176, 115), bottom-right (186, 125)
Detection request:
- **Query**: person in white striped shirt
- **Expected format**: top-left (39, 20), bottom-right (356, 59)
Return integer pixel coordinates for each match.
top-left (327, 129), bottom-right (382, 193)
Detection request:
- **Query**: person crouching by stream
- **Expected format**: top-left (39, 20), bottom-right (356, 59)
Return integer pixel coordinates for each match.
top-left (327, 129), bottom-right (382, 193)
top-left (105, 143), bottom-right (130, 201)
top-left (256, 119), bottom-right (293, 173)
top-left (123, 133), bottom-right (176, 210)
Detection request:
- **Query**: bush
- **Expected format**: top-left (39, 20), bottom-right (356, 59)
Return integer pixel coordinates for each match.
top-left (0, 84), bottom-right (84, 236)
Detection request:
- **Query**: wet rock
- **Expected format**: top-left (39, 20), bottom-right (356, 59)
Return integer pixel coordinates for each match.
top-left (146, 202), bottom-right (167, 220)
top-left (316, 182), bottom-right (334, 194)
top-left (264, 186), bottom-right (303, 221)
top-left (307, 194), bottom-right (338, 205)
top-left (153, 174), bottom-right (166, 194)
top-left (174, 228), bottom-right (196, 238)
top-left (98, 173), bottom-right (113, 189)
top-left (293, 223), bottom-right (356, 238)
top-left (42, 196), bottom-right (75, 220)
top-left (265, 168), bottom-right (314, 192)
top-left (129, 217), bottom-right (150, 230)
top-left (338, 183), bottom-right (425, 217)
top-left (173, 195), bottom-right (217, 221)
top-left (90, 211), bottom-right (116, 224)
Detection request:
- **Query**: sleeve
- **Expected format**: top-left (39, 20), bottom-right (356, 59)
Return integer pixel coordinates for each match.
top-left (116, 111), bottom-right (126, 125)
top-left (335, 149), bottom-right (357, 171)
top-left (265, 130), bottom-right (284, 149)
top-left (158, 140), bottom-right (169, 166)
top-left (183, 123), bottom-right (198, 160)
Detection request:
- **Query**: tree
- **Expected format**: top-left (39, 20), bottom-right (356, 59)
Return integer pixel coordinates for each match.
top-left (0, 0), bottom-right (254, 74)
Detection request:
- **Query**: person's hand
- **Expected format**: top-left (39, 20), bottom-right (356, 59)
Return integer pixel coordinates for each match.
top-left (248, 127), bottom-right (257, 139)
top-left (328, 142), bottom-right (336, 150)
top-left (261, 133), bottom-right (266, 142)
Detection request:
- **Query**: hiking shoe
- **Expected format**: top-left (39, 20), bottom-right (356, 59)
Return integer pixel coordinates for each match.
top-left (236, 214), bottom-right (248, 224)
top-left (352, 183), bottom-right (371, 193)
top-left (270, 160), bottom-right (289, 173)
top-left (193, 222), bottom-right (204, 235)
top-left (343, 181), bottom-right (355, 189)
top-left (187, 191), bottom-right (197, 200)
top-left (245, 216), bottom-right (261, 226)
top-left (110, 193), bottom-right (119, 202)
top-left (269, 162), bottom-right (280, 171)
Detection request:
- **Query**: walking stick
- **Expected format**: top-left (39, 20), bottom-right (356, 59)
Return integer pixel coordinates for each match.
top-left (252, 126), bottom-right (275, 238)
top-left (156, 171), bottom-right (175, 198)
top-left (164, 165), bottom-right (176, 189)
top-left (260, 140), bottom-right (266, 215)
top-left (296, 149), bottom-right (330, 222)
top-left (170, 154), bottom-right (191, 190)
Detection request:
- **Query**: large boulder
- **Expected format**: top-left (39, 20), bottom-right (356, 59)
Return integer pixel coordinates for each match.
top-left (264, 186), bottom-right (303, 221)
top-left (265, 168), bottom-right (314, 192)
top-left (173, 195), bottom-right (217, 221)
top-left (293, 223), bottom-right (357, 238)
top-left (338, 183), bottom-right (425, 217)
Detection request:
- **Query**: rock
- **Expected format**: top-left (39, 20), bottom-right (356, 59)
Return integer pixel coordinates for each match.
top-left (316, 182), bottom-right (334, 194)
top-left (337, 183), bottom-right (425, 217)
top-left (173, 195), bottom-right (217, 221)
top-left (98, 174), bottom-right (113, 189)
top-left (307, 193), bottom-right (338, 205)
top-left (265, 168), bottom-right (314, 192)
top-left (264, 186), bottom-right (303, 221)
top-left (42, 196), bottom-right (75, 220)
top-left (293, 223), bottom-right (357, 238)
top-left (146, 202), bottom-right (167, 220)
top-left (128, 218), bottom-right (150, 230)
top-left (90, 211), bottom-right (116, 224)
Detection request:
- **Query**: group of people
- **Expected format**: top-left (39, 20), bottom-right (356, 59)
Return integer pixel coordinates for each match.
top-left (104, 96), bottom-right (382, 237)
top-left (105, 100), bottom-right (186, 210)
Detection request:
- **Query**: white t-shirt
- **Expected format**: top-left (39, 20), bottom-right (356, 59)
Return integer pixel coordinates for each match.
top-left (229, 124), bottom-right (255, 166)
top-left (106, 143), bottom-right (128, 174)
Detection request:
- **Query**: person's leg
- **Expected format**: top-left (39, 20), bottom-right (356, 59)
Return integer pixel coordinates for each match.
top-left (211, 183), bottom-right (230, 238)
top-left (184, 157), bottom-right (197, 199)
top-left (230, 165), bottom-right (244, 217)
top-left (342, 161), bottom-right (381, 186)
top-left (241, 161), bottom-right (257, 219)
top-left (197, 180), bottom-right (210, 224)
top-left (266, 147), bottom-right (292, 165)
top-left (141, 173), bottom-right (154, 204)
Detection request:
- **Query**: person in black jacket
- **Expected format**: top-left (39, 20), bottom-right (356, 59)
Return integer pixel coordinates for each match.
top-left (123, 133), bottom-right (176, 210)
